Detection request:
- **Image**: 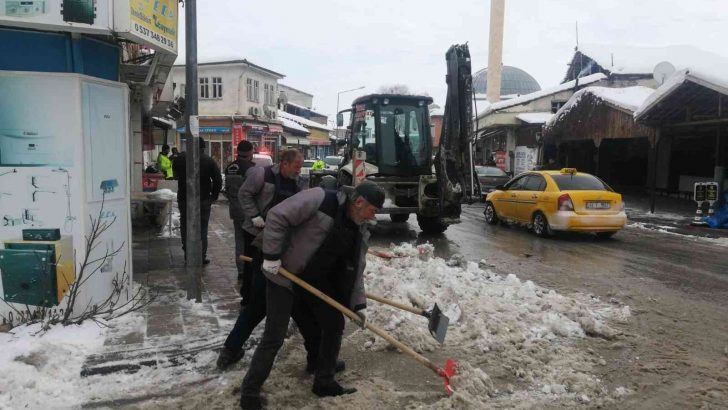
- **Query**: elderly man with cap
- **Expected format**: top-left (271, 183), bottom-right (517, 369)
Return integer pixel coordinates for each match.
top-left (239, 181), bottom-right (385, 410)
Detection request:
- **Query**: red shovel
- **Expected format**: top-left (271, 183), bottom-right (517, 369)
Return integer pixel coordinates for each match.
top-left (240, 255), bottom-right (457, 396)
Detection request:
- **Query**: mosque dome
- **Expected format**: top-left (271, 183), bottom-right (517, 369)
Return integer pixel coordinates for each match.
top-left (473, 66), bottom-right (541, 97)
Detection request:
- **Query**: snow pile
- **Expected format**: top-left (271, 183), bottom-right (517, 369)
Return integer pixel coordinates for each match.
top-left (148, 188), bottom-right (177, 201)
top-left (158, 208), bottom-right (181, 238)
top-left (0, 321), bottom-right (106, 409)
top-left (358, 243), bottom-right (631, 407)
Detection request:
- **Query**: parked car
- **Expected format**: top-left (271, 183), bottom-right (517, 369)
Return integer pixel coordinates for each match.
top-left (301, 159), bottom-right (315, 176)
top-left (324, 155), bottom-right (343, 171)
top-left (253, 153), bottom-right (273, 167)
top-left (475, 165), bottom-right (510, 197)
top-left (484, 168), bottom-right (626, 238)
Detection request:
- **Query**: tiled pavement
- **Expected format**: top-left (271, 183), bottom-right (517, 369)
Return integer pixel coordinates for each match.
top-left (81, 201), bottom-right (245, 376)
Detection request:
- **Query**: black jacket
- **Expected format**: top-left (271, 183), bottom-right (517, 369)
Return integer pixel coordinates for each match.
top-left (173, 152), bottom-right (223, 202)
top-left (223, 157), bottom-right (256, 220)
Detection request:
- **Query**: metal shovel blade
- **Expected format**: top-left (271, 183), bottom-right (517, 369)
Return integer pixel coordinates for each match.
top-left (427, 303), bottom-right (450, 344)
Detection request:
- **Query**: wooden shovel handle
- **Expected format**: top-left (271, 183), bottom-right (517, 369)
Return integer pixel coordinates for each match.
top-left (366, 292), bottom-right (426, 317)
top-left (238, 255), bottom-right (442, 376)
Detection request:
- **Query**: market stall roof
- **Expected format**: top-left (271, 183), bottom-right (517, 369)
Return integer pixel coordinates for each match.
top-left (634, 69), bottom-right (728, 124)
top-left (546, 86), bottom-right (655, 128)
top-left (478, 73), bottom-right (606, 118)
top-left (278, 110), bottom-right (332, 132)
top-left (516, 112), bottom-right (553, 124)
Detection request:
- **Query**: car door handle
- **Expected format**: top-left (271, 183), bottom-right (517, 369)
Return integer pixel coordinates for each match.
top-left (531, 195), bottom-right (538, 199)
top-left (510, 194), bottom-right (516, 197)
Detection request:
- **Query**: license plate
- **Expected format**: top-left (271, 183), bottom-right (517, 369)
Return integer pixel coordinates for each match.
top-left (586, 202), bottom-right (610, 209)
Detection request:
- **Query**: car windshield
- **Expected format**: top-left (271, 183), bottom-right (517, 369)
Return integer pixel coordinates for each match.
top-left (379, 105), bottom-right (429, 168)
top-left (303, 160), bottom-right (315, 167)
top-left (551, 174), bottom-right (612, 191)
top-left (476, 166), bottom-right (507, 177)
top-left (324, 157), bottom-right (341, 166)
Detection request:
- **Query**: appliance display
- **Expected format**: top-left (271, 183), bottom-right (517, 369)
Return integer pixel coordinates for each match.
top-left (5, 0), bottom-right (46, 17)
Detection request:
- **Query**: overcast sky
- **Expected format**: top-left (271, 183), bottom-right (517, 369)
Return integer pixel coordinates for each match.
top-left (176, 0), bottom-right (728, 123)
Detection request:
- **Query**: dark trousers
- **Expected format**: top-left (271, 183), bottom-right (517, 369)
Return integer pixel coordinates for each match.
top-left (237, 230), bottom-right (257, 304)
top-left (294, 288), bottom-right (346, 386)
top-left (178, 199), bottom-right (212, 259)
top-left (241, 280), bottom-right (345, 398)
top-left (224, 255), bottom-right (266, 350)
top-left (241, 280), bottom-right (325, 398)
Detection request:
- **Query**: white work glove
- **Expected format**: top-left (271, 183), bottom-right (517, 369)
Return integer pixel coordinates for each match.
top-left (355, 310), bottom-right (367, 329)
top-left (251, 216), bottom-right (266, 228)
top-left (261, 259), bottom-right (281, 276)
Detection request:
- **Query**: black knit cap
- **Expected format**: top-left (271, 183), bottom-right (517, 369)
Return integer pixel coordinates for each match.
top-left (355, 180), bottom-right (385, 208)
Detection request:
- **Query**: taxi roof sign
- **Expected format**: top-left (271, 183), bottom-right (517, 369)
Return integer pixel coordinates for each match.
top-left (560, 168), bottom-right (578, 175)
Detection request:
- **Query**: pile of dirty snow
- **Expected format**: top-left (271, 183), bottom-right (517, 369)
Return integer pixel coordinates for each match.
top-left (354, 243), bottom-right (632, 408)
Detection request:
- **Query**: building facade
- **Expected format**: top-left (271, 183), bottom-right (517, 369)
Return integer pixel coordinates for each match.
top-left (170, 59), bottom-right (285, 166)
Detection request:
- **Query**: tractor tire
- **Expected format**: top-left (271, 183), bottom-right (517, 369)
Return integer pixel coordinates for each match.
top-left (417, 214), bottom-right (448, 234)
top-left (484, 202), bottom-right (499, 225)
top-left (390, 213), bottom-right (409, 223)
top-left (532, 212), bottom-right (553, 238)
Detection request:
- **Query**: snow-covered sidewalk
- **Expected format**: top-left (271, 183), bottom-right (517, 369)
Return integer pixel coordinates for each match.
top-left (1, 242), bottom-right (635, 409)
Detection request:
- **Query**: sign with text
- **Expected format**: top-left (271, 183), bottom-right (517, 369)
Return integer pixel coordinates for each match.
top-left (494, 150), bottom-right (507, 172)
top-left (232, 123), bottom-right (245, 148)
top-left (705, 182), bottom-right (718, 202)
top-left (694, 182), bottom-right (707, 202)
top-left (0, 0), bottom-right (112, 34)
top-left (114, 0), bottom-right (178, 54)
top-left (513, 146), bottom-right (536, 175)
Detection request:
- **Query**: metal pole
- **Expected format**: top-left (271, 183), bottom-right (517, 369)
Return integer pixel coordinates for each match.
top-left (650, 129), bottom-right (661, 214)
top-left (184, 0), bottom-right (202, 301)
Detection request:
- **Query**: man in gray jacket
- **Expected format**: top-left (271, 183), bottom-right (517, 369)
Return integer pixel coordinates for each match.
top-left (239, 181), bottom-right (385, 410)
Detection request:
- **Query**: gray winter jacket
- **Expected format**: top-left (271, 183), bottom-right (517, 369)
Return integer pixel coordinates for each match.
top-left (261, 188), bottom-right (369, 311)
top-left (238, 164), bottom-right (283, 236)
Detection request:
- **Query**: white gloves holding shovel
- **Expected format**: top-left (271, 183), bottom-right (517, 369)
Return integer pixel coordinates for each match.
top-left (262, 259), bottom-right (281, 275)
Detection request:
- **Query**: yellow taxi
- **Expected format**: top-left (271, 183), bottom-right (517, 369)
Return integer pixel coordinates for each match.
top-left (484, 168), bottom-right (626, 238)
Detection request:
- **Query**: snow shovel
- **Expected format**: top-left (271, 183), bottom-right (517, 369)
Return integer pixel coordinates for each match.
top-left (366, 292), bottom-right (449, 344)
top-left (239, 255), bottom-right (457, 396)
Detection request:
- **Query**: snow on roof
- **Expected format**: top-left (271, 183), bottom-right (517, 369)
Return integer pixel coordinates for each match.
top-left (277, 110), bottom-right (332, 131)
top-left (516, 112), bottom-right (554, 124)
top-left (633, 68), bottom-right (728, 121)
top-left (546, 86), bottom-right (655, 128)
top-left (479, 73), bottom-right (607, 117)
top-left (278, 116), bottom-right (310, 134)
top-left (576, 44), bottom-right (728, 80)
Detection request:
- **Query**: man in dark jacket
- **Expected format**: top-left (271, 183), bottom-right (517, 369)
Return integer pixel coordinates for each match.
top-left (217, 149), bottom-right (328, 371)
top-left (224, 141), bottom-right (256, 289)
top-left (239, 181), bottom-right (385, 410)
top-left (172, 137), bottom-right (222, 264)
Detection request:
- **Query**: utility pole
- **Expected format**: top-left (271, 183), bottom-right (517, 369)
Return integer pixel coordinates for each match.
top-left (184, 0), bottom-right (202, 302)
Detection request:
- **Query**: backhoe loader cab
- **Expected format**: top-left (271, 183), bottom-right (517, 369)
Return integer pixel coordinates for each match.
top-left (337, 44), bottom-right (478, 234)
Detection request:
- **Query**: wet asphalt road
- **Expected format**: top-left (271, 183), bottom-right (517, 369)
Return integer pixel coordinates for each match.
top-left (368, 203), bottom-right (728, 299)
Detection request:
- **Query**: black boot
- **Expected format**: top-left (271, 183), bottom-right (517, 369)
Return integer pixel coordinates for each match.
top-left (306, 359), bottom-right (345, 374)
top-left (312, 380), bottom-right (357, 397)
top-left (240, 396), bottom-right (262, 410)
top-left (216, 347), bottom-right (244, 370)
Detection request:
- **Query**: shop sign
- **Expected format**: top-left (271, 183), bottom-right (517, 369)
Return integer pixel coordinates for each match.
top-left (176, 126), bottom-right (231, 134)
top-left (232, 123), bottom-right (245, 147)
top-left (495, 150), bottom-right (507, 172)
top-left (114, 0), bottom-right (178, 54)
top-left (0, 0), bottom-right (112, 34)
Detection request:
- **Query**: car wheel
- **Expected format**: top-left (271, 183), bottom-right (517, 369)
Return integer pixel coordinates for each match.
top-left (390, 213), bottom-right (409, 223)
top-left (596, 231), bottom-right (617, 239)
top-left (484, 202), bottom-right (499, 225)
top-left (532, 212), bottom-right (552, 237)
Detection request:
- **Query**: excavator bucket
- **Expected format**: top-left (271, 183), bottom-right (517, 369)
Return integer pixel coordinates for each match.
top-left (436, 44), bottom-right (480, 221)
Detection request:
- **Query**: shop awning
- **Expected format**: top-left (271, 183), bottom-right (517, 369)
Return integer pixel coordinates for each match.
top-left (285, 136), bottom-right (310, 146)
